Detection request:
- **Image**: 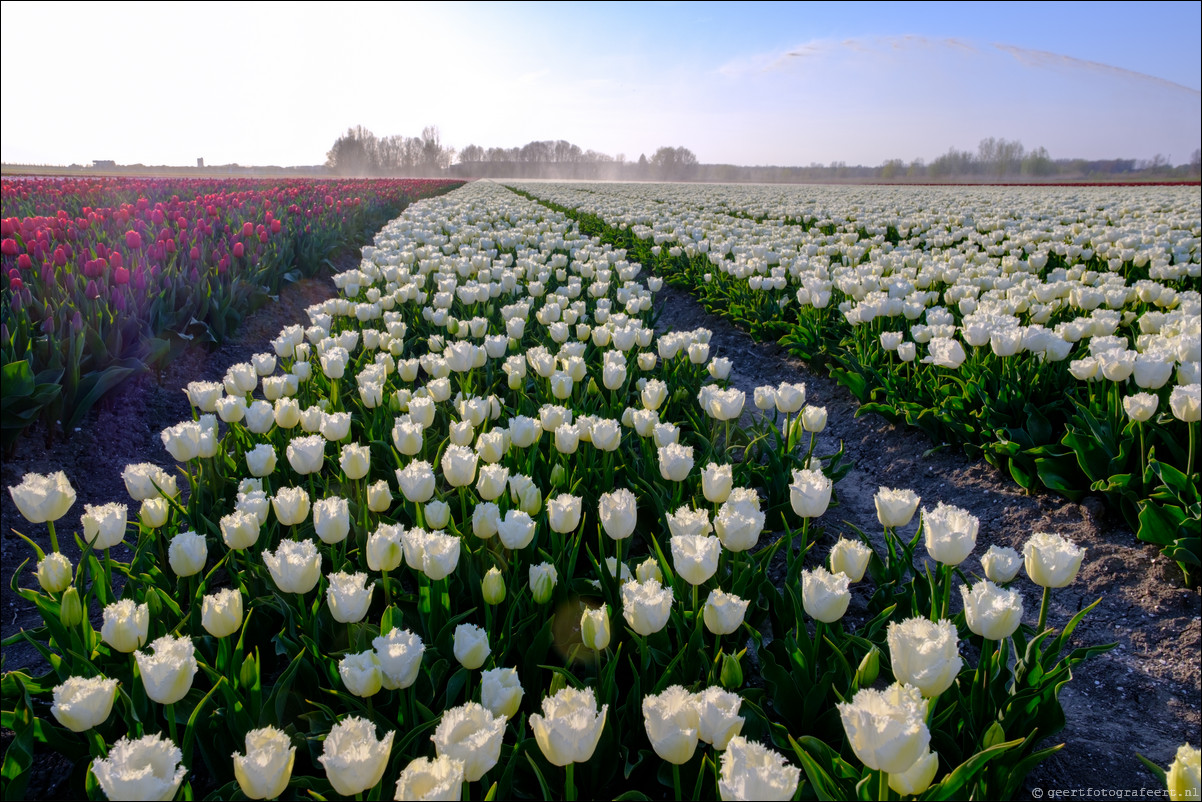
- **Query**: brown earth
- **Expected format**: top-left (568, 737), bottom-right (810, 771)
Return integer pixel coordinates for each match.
top-left (2, 259), bottom-right (1198, 799)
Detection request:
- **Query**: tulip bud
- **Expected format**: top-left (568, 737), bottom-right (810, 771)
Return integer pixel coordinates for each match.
top-left (139, 497), bottom-right (170, 529)
top-left (482, 567), bottom-right (506, 604)
top-left (529, 563), bottom-right (557, 603)
top-left (855, 646), bottom-right (880, 688)
top-left (425, 500), bottom-right (451, 530)
top-left (167, 530), bottom-right (207, 577)
top-left (367, 480), bottom-right (392, 513)
top-left (340, 443), bottom-right (371, 480)
top-left (37, 552), bottom-right (73, 594)
top-left (580, 606), bottom-right (611, 651)
top-left (549, 463), bottom-right (568, 488)
top-left (635, 557), bottom-right (663, 585)
top-left (453, 623), bottom-right (490, 670)
top-left (702, 463), bottom-right (734, 504)
top-left (313, 496), bottom-right (350, 544)
top-left (339, 651), bottom-right (383, 698)
top-left (889, 749), bottom-right (939, 796)
top-left (720, 651), bottom-right (744, 689)
top-left (59, 586), bottom-right (83, 627)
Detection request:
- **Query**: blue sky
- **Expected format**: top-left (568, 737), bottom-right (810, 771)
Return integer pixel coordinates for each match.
top-left (2, 1), bottom-right (1198, 167)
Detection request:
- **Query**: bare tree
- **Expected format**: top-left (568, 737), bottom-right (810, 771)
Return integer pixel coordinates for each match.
top-left (650, 146), bottom-right (698, 179)
top-left (325, 126), bottom-right (379, 176)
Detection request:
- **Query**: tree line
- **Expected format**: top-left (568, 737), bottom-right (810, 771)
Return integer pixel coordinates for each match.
top-left (324, 125), bottom-right (455, 177)
top-left (325, 126), bottom-right (1200, 182)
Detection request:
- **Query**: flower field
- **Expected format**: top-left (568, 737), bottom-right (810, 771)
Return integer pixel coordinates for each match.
top-left (1, 177), bottom-right (463, 447)
top-left (1, 181), bottom-right (1196, 800)
top-left (510, 182), bottom-right (1201, 584)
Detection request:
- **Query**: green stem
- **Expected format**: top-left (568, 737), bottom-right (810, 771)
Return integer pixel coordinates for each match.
top-left (978, 637), bottom-right (995, 713)
top-left (166, 702), bottom-right (179, 745)
top-left (1138, 422), bottom-right (1147, 489)
top-left (565, 762), bottom-right (576, 802)
top-left (87, 729), bottom-right (108, 758)
top-left (1037, 586), bottom-right (1052, 633)
top-left (47, 520), bottom-right (59, 554)
top-left (879, 769), bottom-right (889, 801)
top-left (673, 763), bottom-right (682, 801)
top-left (1188, 421), bottom-right (1196, 478)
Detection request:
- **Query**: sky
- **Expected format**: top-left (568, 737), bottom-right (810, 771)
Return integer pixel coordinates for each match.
top-left (2, 1), bottom-right (1199, 168)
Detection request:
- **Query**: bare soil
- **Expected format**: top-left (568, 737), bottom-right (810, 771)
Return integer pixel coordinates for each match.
top-left (2, 263), bottom-right (1198, 799)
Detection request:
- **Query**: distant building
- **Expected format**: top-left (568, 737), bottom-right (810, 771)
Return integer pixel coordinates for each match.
top-left (197, 158), bottom-right (204, 168)
top-left (93, 160), bottom-right (116, 169)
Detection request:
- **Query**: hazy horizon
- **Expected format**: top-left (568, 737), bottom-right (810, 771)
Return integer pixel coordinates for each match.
top-left (2, 1), bottom-right (1198, 168)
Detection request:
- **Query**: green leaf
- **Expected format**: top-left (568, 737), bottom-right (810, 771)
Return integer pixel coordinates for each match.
top-left (63, 359), bottom-right (144, 432)
top-left (1, 677), bottom-right (34, 801)
top-left (1136, 753), bottom-right (1168, 784)
top-left (924, 738), bottom-right (1025, 800)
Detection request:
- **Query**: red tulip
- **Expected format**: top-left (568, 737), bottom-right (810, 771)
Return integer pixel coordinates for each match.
top-left (233, 242), bottom-right (244, 258)
top-left (125, 230), bottom-right (142, 249)
top-left (1, 238), bottom-right (18, 256)
top-left (114, 266), bottom-right (130, 285)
